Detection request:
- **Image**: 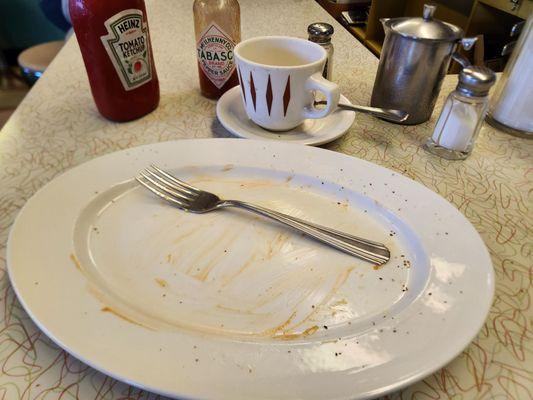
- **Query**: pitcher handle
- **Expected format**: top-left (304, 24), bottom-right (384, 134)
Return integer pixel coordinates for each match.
top-left (452, 37), bottom-right (478, 69)
top-left (451, 52), bottom-right (471, 69)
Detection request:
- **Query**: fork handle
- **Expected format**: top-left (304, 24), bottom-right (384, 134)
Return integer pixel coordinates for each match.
top-left (267, 209), bottom-right (388, 249)
top-left (220, 200), bottom-right (390, 265)
top-left (249, 205), bottom-right (390, 261)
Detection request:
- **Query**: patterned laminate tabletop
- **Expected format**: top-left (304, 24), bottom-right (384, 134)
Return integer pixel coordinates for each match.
top-left (0, 0), bottom-right (531, 399)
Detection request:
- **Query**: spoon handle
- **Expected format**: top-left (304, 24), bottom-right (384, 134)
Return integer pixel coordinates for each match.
top-left (315, 101), bottom-right (409, 122)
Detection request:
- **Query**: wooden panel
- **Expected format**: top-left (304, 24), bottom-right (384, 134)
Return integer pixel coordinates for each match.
top-left (365, 39), bottom-right (383, 55)
top-left (460, 1), bottom-right (523, 72)
top-left (403, 0), bottom-right (472, 28)
top-left (349, 25), bottom-right (367, 40)
top-left (365, 0), bottom-right (407, 41)
top-left (478, 0), bottom-right (533, 19)
top-left (516, 0), bottom-right (533, 19)
top-left (466, 1), bottom-right (522, 37)
top-left (315, 0), bottom-right (365, 18)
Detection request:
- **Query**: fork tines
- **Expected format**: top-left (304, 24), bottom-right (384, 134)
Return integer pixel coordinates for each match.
top-left (136, 165), bottom-right (200, 209)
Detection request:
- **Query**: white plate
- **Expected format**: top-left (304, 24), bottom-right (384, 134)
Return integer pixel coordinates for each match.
top-left (216, 86), bottom-right (355, 146)
top-left (7, 139), bottom-right (494, 400)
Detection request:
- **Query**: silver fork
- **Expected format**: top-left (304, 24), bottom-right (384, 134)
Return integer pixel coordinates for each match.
top-left (136, 165), bottom-right (390, 265)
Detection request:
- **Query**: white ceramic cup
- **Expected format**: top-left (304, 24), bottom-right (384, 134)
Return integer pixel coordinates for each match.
top-left (234, 36), bottom-right (340, 131)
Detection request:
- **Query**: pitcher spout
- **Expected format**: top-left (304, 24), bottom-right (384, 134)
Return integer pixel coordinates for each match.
top-left (380, 18), bottom-right (391, 31)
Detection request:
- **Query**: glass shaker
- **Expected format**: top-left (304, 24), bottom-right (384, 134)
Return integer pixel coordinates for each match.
top-left (308, 22), bottom-right (334, 80)
top-left (424, 66), bottom-right (496, 160)
top-left (486, 13), bottom-right (532, 137)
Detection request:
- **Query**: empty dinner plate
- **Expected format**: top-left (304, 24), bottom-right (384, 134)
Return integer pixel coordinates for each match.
top-left (8, 139), bottom-right (494, 400)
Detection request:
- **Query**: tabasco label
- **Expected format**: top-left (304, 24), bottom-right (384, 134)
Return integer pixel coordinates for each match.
top-left (100, 9), bottom-right (153, 91)
top-left (196, 23), bottom-right (236, 89)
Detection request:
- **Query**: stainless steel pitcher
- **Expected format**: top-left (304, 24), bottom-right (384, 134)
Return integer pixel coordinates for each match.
top-left (370, 4), bottom-right (477, 125)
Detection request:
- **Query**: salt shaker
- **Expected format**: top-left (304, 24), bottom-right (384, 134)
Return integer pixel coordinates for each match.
top-left (424, 66), bottom-right (496, 160)
top-left (308, 22), bottom-right (334, 80)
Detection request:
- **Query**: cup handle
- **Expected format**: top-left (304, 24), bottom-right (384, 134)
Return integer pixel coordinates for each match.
top-left (302, 73), bottom-right (340, 119)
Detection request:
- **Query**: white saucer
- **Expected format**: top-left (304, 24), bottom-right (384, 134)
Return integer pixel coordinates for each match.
top-left (216, 86), bottom-right (355, 146)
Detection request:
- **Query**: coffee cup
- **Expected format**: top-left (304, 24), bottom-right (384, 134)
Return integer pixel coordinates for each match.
top-left (234, 36), bottom-right (340, 131)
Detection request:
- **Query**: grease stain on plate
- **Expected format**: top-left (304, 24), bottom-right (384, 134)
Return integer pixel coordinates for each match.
top-left (71, 167), bottom-right (427, 342)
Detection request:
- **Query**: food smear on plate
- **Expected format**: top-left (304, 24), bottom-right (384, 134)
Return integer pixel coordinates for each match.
top-left (72, 174), bottom-right (417, 341)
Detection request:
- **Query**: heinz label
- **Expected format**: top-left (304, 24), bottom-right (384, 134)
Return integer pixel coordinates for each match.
top-left (101, 9), bottom-right (153, 91)
top-left (197, 23), bottom-right (236, 89)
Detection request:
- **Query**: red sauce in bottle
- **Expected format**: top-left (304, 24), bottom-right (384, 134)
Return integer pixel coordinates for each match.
top-left (70, 0), bottom-right (159, 122)
top-left (197, 61), bottom-right (239, 99)
top-left (193, 0), bottom-right (241, 99)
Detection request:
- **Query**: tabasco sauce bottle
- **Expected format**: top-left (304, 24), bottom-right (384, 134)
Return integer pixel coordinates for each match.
top-left (193, 0), bottom-right (240, 99)
top-left (70, 0), bottom-right (160, 122)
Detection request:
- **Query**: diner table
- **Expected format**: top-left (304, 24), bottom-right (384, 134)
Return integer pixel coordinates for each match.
top-left (0, 0), bottom-right (531, 399)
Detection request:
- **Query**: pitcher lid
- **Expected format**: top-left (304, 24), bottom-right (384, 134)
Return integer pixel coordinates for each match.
top-left (385, 4), bottom-right (463, 42)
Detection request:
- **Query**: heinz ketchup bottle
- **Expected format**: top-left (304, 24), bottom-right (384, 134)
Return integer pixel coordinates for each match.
top-left (70, 0), bottom-right (159, 122)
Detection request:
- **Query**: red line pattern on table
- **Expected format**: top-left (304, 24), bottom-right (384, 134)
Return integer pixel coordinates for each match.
top-left (0, 0), bottom-right (531, 398)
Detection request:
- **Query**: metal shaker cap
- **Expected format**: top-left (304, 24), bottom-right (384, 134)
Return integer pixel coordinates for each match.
top-left (308, 23), bottom-right (334, 42)
top-left (385, 4), bottom-right (463, 42)
top-left (457, 66), bottom-right (496, 97)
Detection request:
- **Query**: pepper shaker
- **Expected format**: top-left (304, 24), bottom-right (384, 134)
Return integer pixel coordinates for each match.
top-left (308, 22), bottom-right (334, 80)
top-left (424, 66), bottom-right (496, 160)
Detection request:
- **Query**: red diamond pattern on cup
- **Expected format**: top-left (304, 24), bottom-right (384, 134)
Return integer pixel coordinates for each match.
top-left (238, 67), bottom-right (246, 105)
top-left (283, 76), bottom-right (291, 117)
top-left (266, 75), bottom-right (273, 116)
top-left (250, 71), bottom-right (257, 111)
